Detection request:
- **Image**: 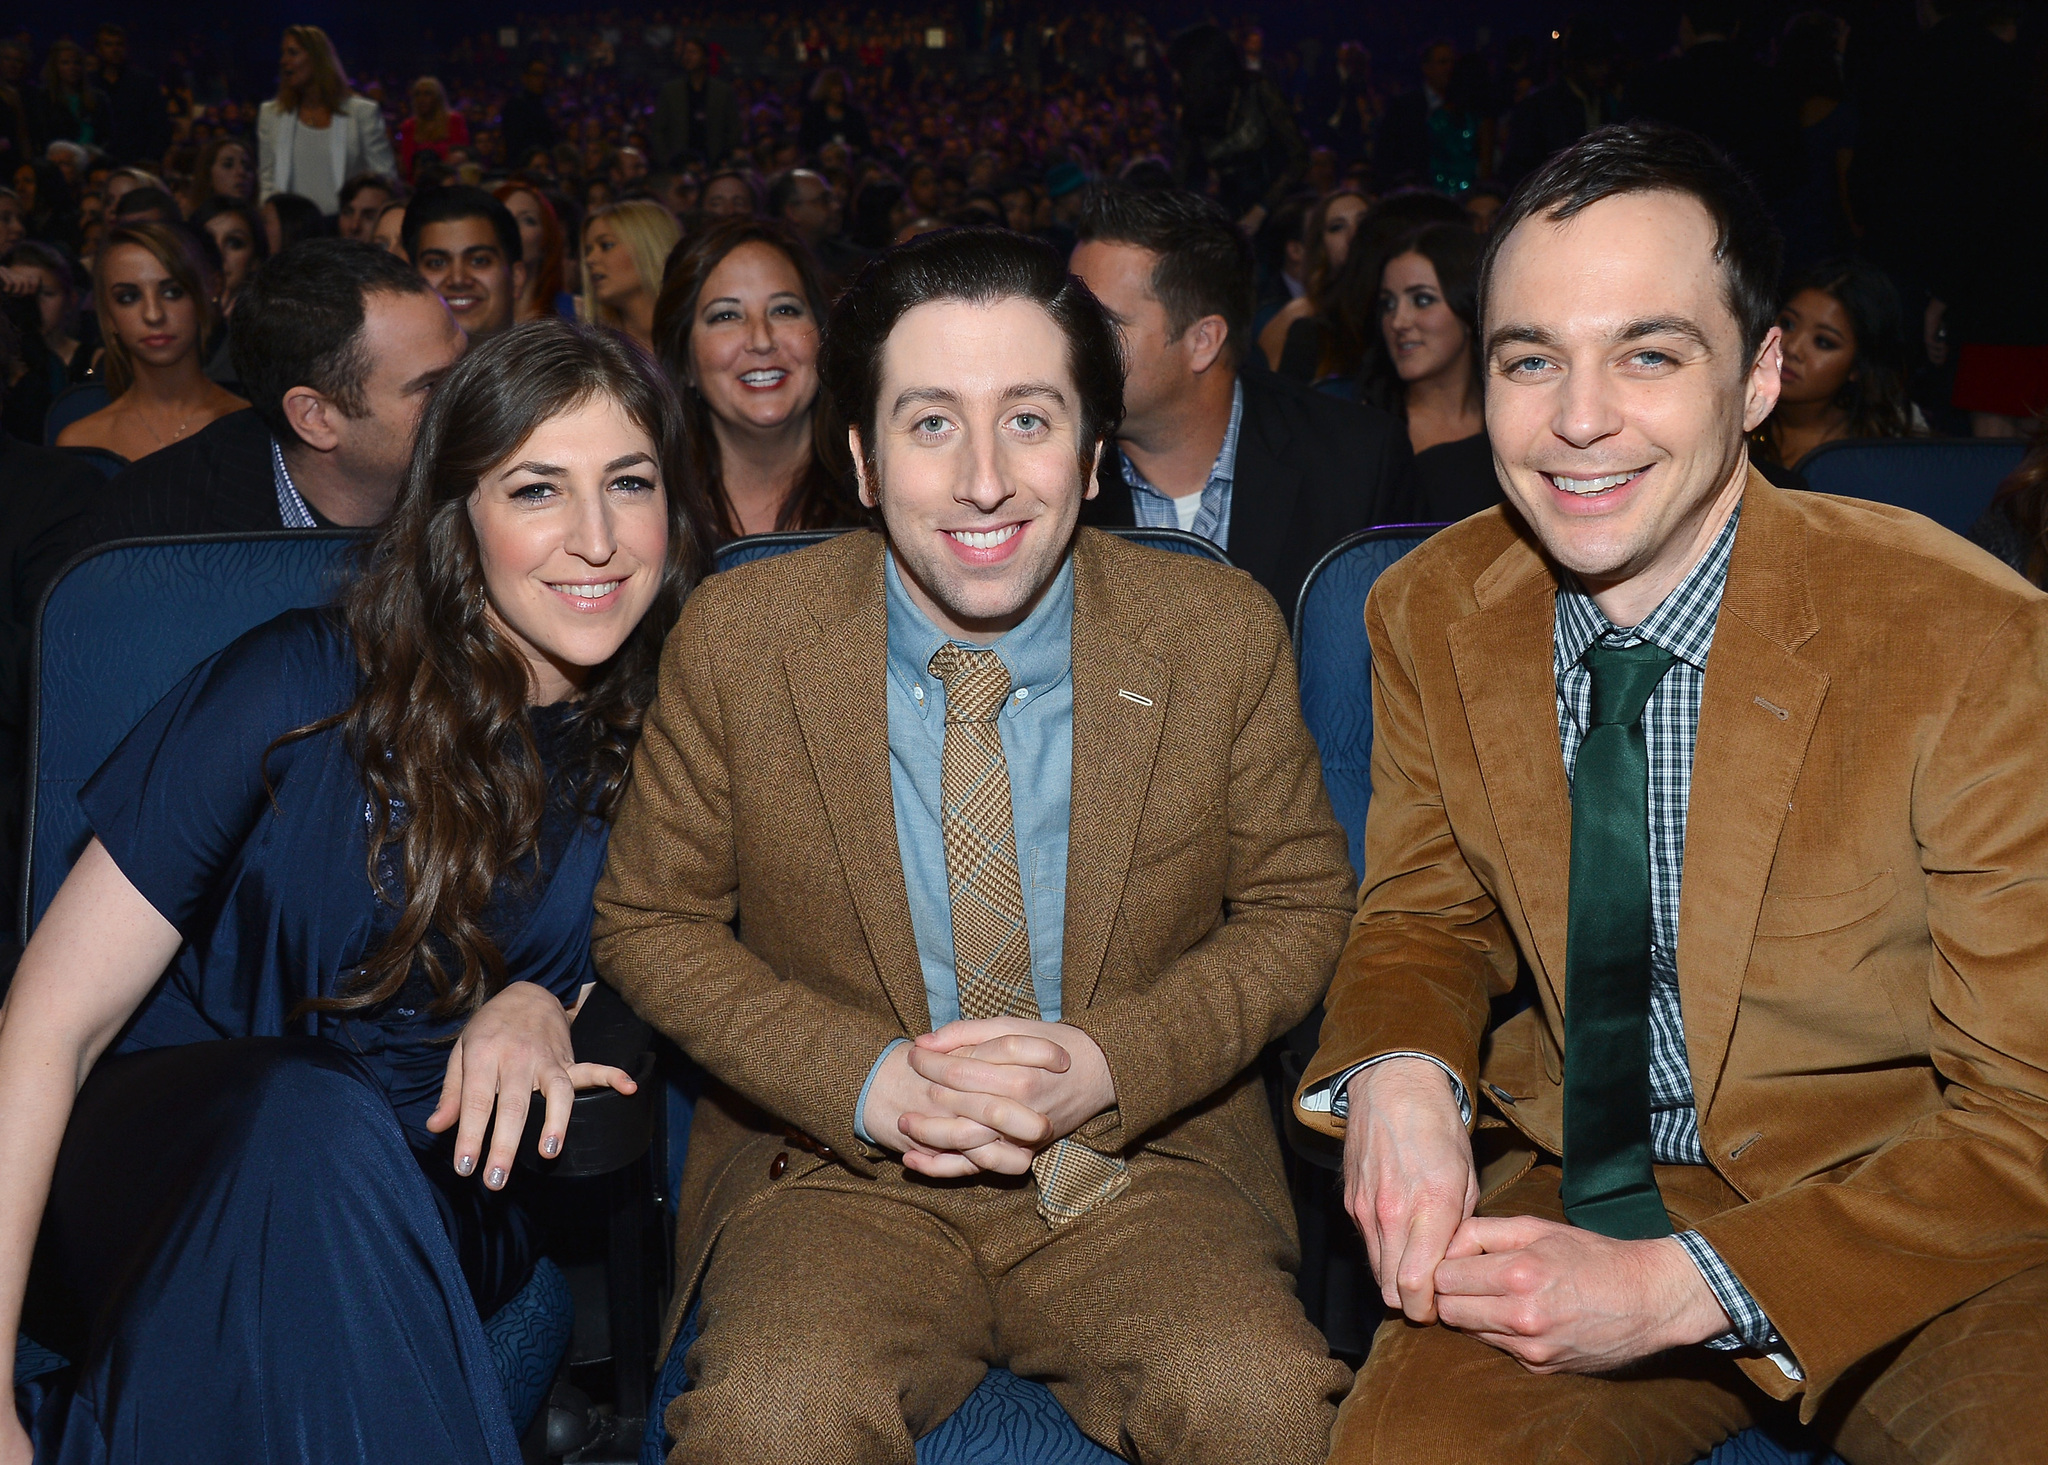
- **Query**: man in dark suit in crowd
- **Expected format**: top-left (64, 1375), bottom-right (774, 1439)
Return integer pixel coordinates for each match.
top-left (500, 56), bottom-right (559, 170)
top-left (770, 167), bottom-right (871, 293)
top-left (652, 36), bottom-right (741, 172)
top-left (1502, 17), bottom-right (1621, 189)
top-left (1375, 40), bottom-right (1456, 191)
top-left (89, 25), bottom-right (168, 169)
top-left (1625, 4), bottom-right (1800, 201)
top-left (1070, 185), bottom-right (1411, 623)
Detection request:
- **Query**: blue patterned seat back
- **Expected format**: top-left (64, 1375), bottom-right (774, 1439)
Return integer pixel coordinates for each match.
top-left (43, 383), bottom-right (112, 446)
top-left (1291, 527), bottom-right (1445, 879)
top-left (712, 525), bottom-right (1229, 576)
top-left (1795, 436), bottom-right (2028, 536)
top-left (482, 1256), bottom-right (573, 1436)
top-left (23, 532), bottom-right (359, 940)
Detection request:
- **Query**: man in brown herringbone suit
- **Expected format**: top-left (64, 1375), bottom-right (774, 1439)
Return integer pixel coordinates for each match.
top-left (595, 228), bottom-right (1353, 1461)
top-left (1299, 123), bottom-right (2048, 1462)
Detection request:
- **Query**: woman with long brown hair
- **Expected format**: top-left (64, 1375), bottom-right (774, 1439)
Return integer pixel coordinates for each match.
top-left (495, 179), bottom-right (571, 321)
top-left (57, 222), bottom-right (246, 463)
top-left (0, 319), bottom-right (713, 1465)
top-left (652, 216), bottom-right (863, 540)
top-left (256, 25), bottom-right (395, 215)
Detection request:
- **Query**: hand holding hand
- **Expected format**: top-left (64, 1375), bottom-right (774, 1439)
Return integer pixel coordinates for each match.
top-left (426, 980), bottom-right (638, 1189)
top-left (1433, 1216), bottom-right (1732, 1373)
top-left (910, 1017), bottom-right (1116, 1141)
top-left (859, 1037), bottom-right (1044, 1178)
top-left (1342, 1056), bottom-right (1478, 1322)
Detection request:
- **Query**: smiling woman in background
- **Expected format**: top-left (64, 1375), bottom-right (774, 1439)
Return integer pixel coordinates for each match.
top-left (652, 217), bottom-right (861, 540)
top-left (1352, 221), bottom-right (1499, 522)
top-left (1750, 258), bottom-right (1919, 482)
top-left (57, 223), bottom-right (245, 463)
top-left (580, 198), bottom-right (679, 355)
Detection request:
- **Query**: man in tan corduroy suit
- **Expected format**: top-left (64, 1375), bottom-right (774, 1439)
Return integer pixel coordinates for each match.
top-left (595, 228), bottom-right (1352, 1462)
top-left (1298, 124), bottom-right (2048, 1463)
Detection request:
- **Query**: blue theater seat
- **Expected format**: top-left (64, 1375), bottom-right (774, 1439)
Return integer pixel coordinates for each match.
top-left (1294, 526), bottom-right (1846, 1465)
top-left (1795, 435), bottom-right (2028, 536)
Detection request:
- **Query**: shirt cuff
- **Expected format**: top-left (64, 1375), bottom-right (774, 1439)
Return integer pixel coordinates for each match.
top-left (853, 1038), bottom-right (909, 1147)
top-left (1299, 1052), bottom-right (1473, 1126)
top-left (1673, 1229), bottom-right (1803, 1381)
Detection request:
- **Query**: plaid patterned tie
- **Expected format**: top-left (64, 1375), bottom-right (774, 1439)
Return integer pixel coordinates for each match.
top-left (927, 644), bottom-right (1129, 1227)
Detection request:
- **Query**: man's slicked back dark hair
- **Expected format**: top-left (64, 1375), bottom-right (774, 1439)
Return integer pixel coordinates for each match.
top-left (401, 184), bottom-right (521, 267)
top-left (231, 238), bottom-right (436, 443)
top-left (1481, 121), bottom-right (1783, 361)
top-left (822, 226), bottom-right (1125, 482)
top-left (1075, 184), bottom-right (1254, 364)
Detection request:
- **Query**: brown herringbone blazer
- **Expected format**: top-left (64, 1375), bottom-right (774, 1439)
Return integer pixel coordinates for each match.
top-left (1296, 473), bottom-right (2048, 1414)
top-left (596, 527), bottom-right (1353, 1341)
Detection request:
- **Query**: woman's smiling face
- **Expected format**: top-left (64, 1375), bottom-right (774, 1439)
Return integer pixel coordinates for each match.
top-left (686, 241), bottom-right (821, 438)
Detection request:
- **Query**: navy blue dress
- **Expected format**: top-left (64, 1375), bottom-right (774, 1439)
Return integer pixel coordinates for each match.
top-left (17, 609), bottom-right (610, 1465)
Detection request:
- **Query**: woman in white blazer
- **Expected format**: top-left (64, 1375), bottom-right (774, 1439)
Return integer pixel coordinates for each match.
top-left (256, 25), bottom-right (395, 216)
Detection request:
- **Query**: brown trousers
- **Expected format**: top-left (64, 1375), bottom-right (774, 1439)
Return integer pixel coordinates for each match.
top-left (1330, 1164), bottom-right (2048, 1465)
top-left (668, 1150), bottom-right (1350, 1464)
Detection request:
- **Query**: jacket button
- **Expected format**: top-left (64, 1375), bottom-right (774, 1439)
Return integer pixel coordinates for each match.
top-left (768, 1152), bottom-right (789, 1180)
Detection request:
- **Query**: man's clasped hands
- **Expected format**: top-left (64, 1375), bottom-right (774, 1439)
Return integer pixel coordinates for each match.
top-left (1343, 1057), bottom-right (1737, 1375)
top-left (861, 1018), bottom-right (1119, 1178)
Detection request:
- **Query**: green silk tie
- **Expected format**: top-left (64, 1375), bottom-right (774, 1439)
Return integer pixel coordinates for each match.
top-left (1560, 640), bottom-right (1677, 1241)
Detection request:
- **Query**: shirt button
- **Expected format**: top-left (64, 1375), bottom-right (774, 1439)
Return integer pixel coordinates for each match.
top-left (913, 685), bottom-right (924, 702)
top-left (1013, 688), bottom-right (1028, 702)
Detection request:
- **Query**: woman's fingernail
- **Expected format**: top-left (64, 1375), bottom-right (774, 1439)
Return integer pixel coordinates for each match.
top-left (488, 1167), bottom-right (506, 1188)
top-left (457, 1154), bottom-right (475, 1176)
top-left (542, 1134), bottom-right (560, 1156)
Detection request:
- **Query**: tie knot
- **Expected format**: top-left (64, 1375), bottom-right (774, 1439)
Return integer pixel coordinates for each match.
top-left (1584, 641), bottom-right (1675, 729)
top-left (927, 645), bottom-right (1012, 721)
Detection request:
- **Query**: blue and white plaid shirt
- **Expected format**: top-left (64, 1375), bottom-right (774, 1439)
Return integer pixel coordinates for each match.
top-left (1553, 506), bottom-right (1790, 1368)
top-left (1119, 379), bottom-right (1241, 549)
top-left (270, 438), bottom-right (319, 529)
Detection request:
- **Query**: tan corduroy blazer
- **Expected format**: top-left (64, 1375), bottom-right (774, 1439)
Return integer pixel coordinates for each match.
top-left (596, 528), bottom-right (1354, 1342)
top-left (1296, 474), bottom-right (2048, 1414)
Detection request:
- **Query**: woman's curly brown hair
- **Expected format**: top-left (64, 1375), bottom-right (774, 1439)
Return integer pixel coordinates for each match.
top-left (294, 318), bottom-right (713, 1020)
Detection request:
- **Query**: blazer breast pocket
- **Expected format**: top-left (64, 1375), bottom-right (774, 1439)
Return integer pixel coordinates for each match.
top-left (1753, 869), bottom-right (1898, 940)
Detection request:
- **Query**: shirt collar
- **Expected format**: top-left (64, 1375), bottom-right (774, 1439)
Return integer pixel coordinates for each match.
top-left (1119, 377), bottom-right (1243, 501)
top-left (1555, 503), bottom-right (1741, 675)
top-left (271, 437), bottom-right (320, 530)
top-left (885, 548), bottom-right (1075, 720)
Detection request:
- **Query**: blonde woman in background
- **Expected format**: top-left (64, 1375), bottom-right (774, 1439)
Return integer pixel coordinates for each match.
top-left (256, 26), bottom-right (394, 215)
top-left (580, 199), bottom-right (678, 354)
top-left (395, 77), bottom-right (469, 182)
top-left (57, 223), bottom-right (246, 463)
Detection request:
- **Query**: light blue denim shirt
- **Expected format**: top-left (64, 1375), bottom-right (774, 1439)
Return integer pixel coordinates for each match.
top-left (853, 551), bottom-right (1076, 1140)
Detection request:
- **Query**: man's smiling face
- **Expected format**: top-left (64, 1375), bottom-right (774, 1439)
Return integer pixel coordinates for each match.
top-left (414, 216), bottom-right (525, 341)
top-left (854, 295), bottom-right (1099, 644)
top-left (1483, 190), bottom-right (1780, 612)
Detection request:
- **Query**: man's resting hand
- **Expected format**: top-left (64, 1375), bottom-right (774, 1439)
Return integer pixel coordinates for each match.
top-left (1342, 1055), bottom-right (1478, 1323)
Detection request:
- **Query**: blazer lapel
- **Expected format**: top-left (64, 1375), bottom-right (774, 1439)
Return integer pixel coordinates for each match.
top-left (783, 537), bottom-right (931, 1034)
top-left (274, 108), bottom-right (297, 192)
top-left (1063, 532), bottom-right (1168, 1013)
top-left (1445, 536), bottom-right (1573, 1007)
top-left (1225, 378), bottom-right (1301, 593)
top-left (1677, 477), bottom-right (1827, 1118)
